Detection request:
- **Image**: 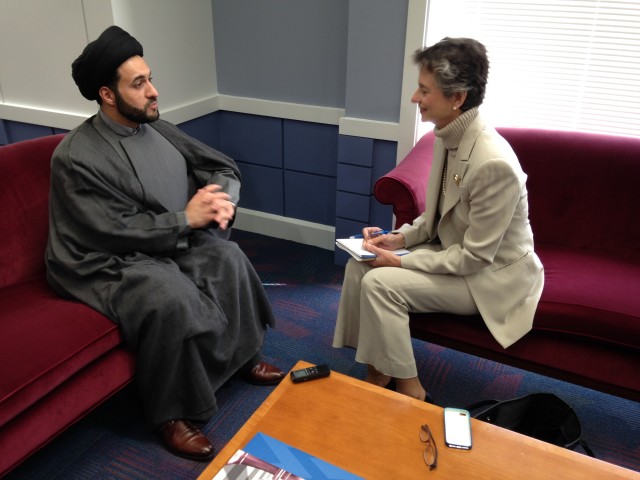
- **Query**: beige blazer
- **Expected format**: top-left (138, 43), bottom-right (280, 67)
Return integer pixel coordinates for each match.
top-left (398, 115), bottom-right (544, 348)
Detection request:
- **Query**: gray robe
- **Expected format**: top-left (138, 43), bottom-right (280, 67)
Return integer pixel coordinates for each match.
top-left (45, 114), bottom-right (274, 427)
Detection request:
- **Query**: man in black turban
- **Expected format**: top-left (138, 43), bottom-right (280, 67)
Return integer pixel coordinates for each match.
top-left (46, 25), bottom-right (285, 461)
top-left (72, 26), bottom-right (143, 102)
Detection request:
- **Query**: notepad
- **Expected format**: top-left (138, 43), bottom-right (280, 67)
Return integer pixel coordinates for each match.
top-left (335, 238), bottom-right (410, 262)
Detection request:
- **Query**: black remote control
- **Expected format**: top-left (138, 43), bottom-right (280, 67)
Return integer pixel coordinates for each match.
top-left (290, 364), bottom-right (331, 383)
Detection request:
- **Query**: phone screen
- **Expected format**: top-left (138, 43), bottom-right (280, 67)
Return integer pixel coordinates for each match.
top-left (444, 408), bottom-right (472, 449)
top-left (290, 369), bottom-right (307, 381)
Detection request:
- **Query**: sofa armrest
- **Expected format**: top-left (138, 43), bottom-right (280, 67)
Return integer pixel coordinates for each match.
top-left (373, 132), bottom-right (434, 229)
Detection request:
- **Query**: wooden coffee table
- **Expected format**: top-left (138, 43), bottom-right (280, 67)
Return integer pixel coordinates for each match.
top-left (198, 360), bottom-right (639, 479)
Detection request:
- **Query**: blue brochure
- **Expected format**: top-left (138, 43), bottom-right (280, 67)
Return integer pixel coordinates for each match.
top-left (241, 432), bottom-right (363, 480)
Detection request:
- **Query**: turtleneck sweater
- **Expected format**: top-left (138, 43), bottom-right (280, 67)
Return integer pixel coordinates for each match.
top-left (434, 106), bottom-right (479, 150)
top-left (433, 107), bottom-right (479, 214)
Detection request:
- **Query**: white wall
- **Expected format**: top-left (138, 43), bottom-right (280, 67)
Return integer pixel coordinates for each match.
top-left (110, 0), bottom-right (219, 125)
top-left (0, 0), bottom-right (96, 128)
top-left (0, 0), bottom-right (218, 130)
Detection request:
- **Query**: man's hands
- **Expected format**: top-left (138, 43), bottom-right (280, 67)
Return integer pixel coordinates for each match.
top-left (361, 227), bottom-right (406, 268)
top-left (185, 184), bottom-right (236, 230)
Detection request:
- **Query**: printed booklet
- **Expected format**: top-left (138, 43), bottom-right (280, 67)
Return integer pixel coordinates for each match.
top-left (212, 432), bottom-right (362, 480)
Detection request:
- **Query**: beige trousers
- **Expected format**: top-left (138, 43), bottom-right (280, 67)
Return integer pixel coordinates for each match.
top-left (333, 258), bottom-right (479, 378)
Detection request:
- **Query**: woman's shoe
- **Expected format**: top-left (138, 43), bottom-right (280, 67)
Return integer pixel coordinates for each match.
top-left (386, 378), bottom-right (434, 404)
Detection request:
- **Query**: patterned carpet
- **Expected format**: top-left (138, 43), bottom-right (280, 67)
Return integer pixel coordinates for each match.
top-left (6, 230), bottom-right (639, 479)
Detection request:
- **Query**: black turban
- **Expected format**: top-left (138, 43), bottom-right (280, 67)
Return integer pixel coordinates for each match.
top-left (71, 25), bottom-right (143, 101)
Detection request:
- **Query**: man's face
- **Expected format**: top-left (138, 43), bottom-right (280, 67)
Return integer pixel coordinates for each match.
top-left (112, 56), bottom-right (159, 127)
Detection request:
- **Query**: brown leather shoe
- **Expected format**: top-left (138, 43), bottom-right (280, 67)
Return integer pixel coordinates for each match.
top-left (245, 361), bottom-right (285, 386)
top-left (159, 419), bottom-right (214, 461)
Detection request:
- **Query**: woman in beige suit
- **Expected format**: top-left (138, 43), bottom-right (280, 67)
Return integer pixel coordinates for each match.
top-left (333, 37), bottom-right (544, 402)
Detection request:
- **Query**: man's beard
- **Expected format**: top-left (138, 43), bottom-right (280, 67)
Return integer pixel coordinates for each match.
top-left (114, 90), bottom-right (160, 124)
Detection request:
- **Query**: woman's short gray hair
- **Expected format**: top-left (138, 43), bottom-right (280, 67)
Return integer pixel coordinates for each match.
top-left (413, 37), bottom-right (489, 111)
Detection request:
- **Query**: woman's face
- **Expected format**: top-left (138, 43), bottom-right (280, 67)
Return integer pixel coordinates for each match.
top-left (411, 68), bottom-right (462, 129)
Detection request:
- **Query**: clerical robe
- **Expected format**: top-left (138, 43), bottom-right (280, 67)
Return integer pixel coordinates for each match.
top-left (45, 113), bottom-right (274, 427)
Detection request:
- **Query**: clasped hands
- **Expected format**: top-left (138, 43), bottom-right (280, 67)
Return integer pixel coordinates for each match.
top-left (361, 226), bottom-right (405, 268)
top-left (185, 184), bottom-right (235, 230)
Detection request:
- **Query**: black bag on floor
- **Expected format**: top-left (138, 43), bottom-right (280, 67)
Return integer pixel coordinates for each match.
top-left (466, 392), bottom-right (595, 457)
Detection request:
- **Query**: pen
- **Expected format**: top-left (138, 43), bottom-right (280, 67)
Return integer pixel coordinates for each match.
top-left (349, 229), bottom-right (391, 239)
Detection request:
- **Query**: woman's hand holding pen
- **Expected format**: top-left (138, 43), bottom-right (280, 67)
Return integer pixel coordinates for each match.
top-left (361, 227), bottom-right (406, 268)
top-left (362, 227), bottom-right (405, 248)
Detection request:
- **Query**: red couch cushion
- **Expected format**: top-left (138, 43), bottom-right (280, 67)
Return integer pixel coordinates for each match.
top-left (499, 128), bottom-right (640, 262)
top-left (0, 134), bottom-right (65, 288)
top-left (0, 347), bottom-right (135, 476)
top-left (534, 246), bottom-right (640, 349)
top-left (0, 278), bottom-right (125, 428)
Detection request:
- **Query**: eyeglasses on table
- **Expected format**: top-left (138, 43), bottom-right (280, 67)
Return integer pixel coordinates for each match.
top-left (419, 424), bottom-right (438, 470)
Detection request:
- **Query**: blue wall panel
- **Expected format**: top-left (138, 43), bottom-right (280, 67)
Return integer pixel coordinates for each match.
top-left (0, 120), bottom-right (8, 145)
top-left (283, 120), bottom-right (338, 177)
top-left (284, 170), bottom-right (336, 225)
top-left (338, 135), bottom-right (374, 167)
top-left (335, 217), bottom-right (367, 239)
top-left (370, 201), bottom-right (394, 231)
top-left (337, 163), bottom-right (372, 195)
top-left (372, 140), bottom-right (397, 188)
top-left (219, 112), bottom-right (282, 168)
top-left (370, 139), bottom-right (400, 230)
top-left (236, 161), bottom-right (284, 215)
top-left (178, 113), bottom-right (221, 150)
top-left (336, 191), bottom-right (369, 222)
top-left (334, 135), bottom-right (399, 265)
top-left (4, 120), bottom-right (55, 144)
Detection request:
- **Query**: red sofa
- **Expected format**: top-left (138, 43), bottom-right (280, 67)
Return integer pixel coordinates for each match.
top-left (0, 134), bottom-right (135, 476)
top-left (374, 128), bottom-right (640, 401)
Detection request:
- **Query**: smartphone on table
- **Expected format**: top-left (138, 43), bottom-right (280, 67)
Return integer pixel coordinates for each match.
top-left (444, 407), bottom-right (472, 450)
